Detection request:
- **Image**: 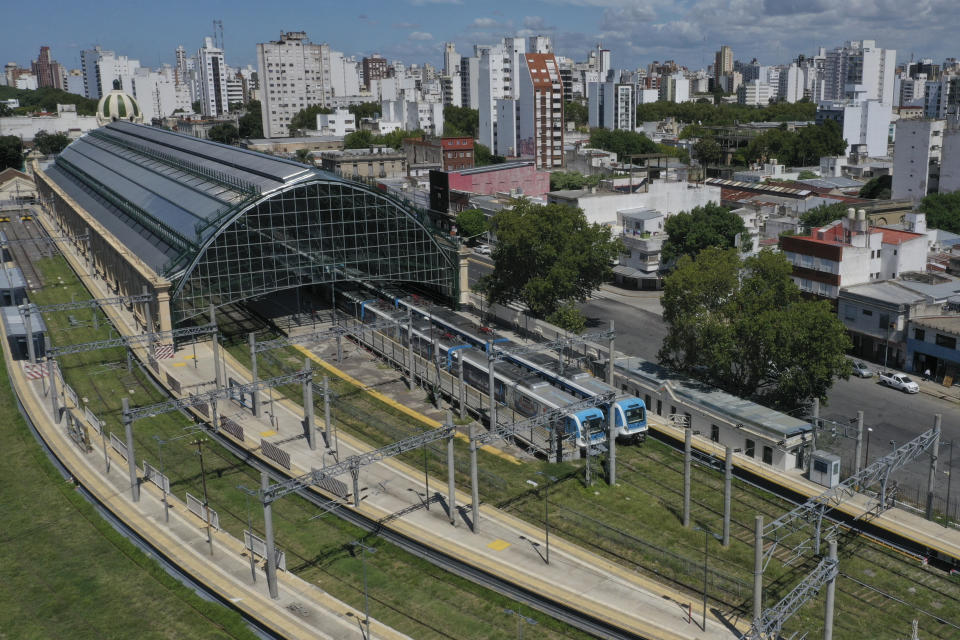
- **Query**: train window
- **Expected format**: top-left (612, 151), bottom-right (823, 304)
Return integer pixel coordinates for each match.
top-left (710, 425), bottom-right (719, 442)
top-left (515, 393), bottom-right (539, 417)
top-left (656, 399), bottom-right (662, 416)
top-left (745, 439), bottom-right (756, 458)
top-left (494, 380), bottom-right (506, 403)
top-left (645, 395), bottom-right (651, 410)
top-left (762, 446), bottom-right (773, 465)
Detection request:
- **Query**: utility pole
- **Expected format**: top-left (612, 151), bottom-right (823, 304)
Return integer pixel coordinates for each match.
top-left (209, 304), bottom-right (222, 390)
top-left (607, 320), bottom-right (616, 486)
top-left (261, 471), bottom-right (279, 599)
top-left (854, 410), bottom-right (864, 479)
top-left (446, 411), bottom-right (456, 526)
top-left (823, 539), bottom-right (838, 640)
top-left (926, 414), bottom-right (941, 520)
top-left (122, 397), bottom-right (139, 502)
top-left (723, 446), bottom-right (732, 546)
top-left (304, 357), bottom-right (316, 451)
top-left (683, 426), bottom-right (692, 527)
top-left (469, 423), bottom-right (479, 533)
top-left (753, 515), bottom-right (763, 628)
top-left (195, 437), bottom-right (213, 556)
top-left (249, 332), bottom-right (259, 417)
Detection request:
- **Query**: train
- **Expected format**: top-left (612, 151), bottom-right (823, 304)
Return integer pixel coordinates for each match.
top-left (338, 286), bottom-right (646, 448)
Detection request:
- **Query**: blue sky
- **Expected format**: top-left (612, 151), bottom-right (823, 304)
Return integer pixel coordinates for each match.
top-left (5, 0), bottom-right (955, 74)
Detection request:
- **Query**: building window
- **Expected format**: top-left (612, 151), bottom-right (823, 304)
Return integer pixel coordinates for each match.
top-left (844, 305), bottom-right (855, 321)
top-left (935, 334), bottom-right (957, 349)
top-left (762, 446), bottom-right (773, 465)
top-left (745, 439), bottom-right (756, 458)
top-left (915, 328), bottom-right (925, 341)
top-left (710, 424), bottom-right (720, 442)
top-left (862, 309), bottom-right (873, 316)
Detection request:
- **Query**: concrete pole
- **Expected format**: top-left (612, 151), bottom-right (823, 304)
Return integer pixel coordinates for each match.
top-left (406, 307), bottom-right (414, 389)
top-left (261, 472), bottom-right (279, 600)
top-left (854, 411), bottom-right (864, 479)
top-left (607, 319), bottom-right (615, 387)
top-left (122, 397), bottom-right (139, 502)
top-left (683, 427), bottom-right (692, 528)
top-left (336, 332), bottom-right (342, 363)
top-left (823, 539), bottom-right (838, 640)
top-left (22, 305), bottom-right (35, 364)
top-left (458, 357), bottom-right (466, 419)
top-left (811, 396), bottom-right (820, 453)
top-left (469, 423), bottom-right (479, 533)
top-left (304, 358), bottom-right (316, 451)
top-left (607, 401), bottom-right (617, 486)
top-left (48, 355), bottom-right (59, 424)
top-left (487, 349), bottom-right (497, 429)
top-left (249, 333), bottom-right (259, 417)
top-left (323, 375), bottom-right (332, 449)
top-left (753, 515), bottom-right (763, 628)
top-left (142, 285), bottom-right (153, 358)
top-left (446, 411), bottom-right (456, 526)
top-left (723, 446), bottom-right (733, 547)
top-left (926, 415), bottom-right (942, 520)
top-left (351, 469), bottom-right (360, 508)
top-left (209, 305), bottom-right (222, 390)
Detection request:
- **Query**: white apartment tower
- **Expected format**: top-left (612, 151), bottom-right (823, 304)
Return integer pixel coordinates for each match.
top-left (588, 79), bottom-right (635, 130)
top-left (257, 31), bottom-right (332, 138)
top-left (198, 37), bottom-right (228, 117)
top-left (81, 46), bottom-right (112, 99)
top-left (892, 120), bottom-right (946, 200)
top-left (822, 40), bottom-right (896, 105)
top-left (940, 128), bottom-right (960, 194)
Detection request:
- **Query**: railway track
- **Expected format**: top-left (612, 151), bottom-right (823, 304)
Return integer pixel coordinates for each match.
top-left (4, 215), bottom-right (49, 290)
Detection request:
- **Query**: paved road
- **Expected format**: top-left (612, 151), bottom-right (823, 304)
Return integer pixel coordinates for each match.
top-left (466, 252), bottom-right (958, 507)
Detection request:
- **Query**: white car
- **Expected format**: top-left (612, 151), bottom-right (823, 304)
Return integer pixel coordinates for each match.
top-left (878, 372), bottom-right (919, 393)
top-left (851, 361), bottom-right (873, 378)
top-left (475, 244), bottom-right (491, 255)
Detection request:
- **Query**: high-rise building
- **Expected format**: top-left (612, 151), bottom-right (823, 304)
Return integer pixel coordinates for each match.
top-left (817, 99), bottom-right (891, 157)
top-left (198, 37), bottom-right (228, 117)
top-left (715, 46), bottom-right (733, 80)
top-left (362, 54), bottom-right (389, 90)
top-left (527, 36), bottom-right (552, 55)
top-left (822, 40), bottom-right (896, 105)
top-left (892, 120), bottom-right (945, 200)
top-left (659, 72), bottom-right (690, 103)
top-left (443, 42), bottom-right (460, 76)
top-left (588, 77), bottom-right (635, 130)
top-left (940, 127), bottom-right (960, 194)
top-left (31, 46), bottom-right (65, 90)
top-left (496, 53), bottom-right (564, 168)
top-left (81, 46), bottom-right (113, 99)
top-left (460, 53), bottom-right (481, 109)
top-left (257, 31), bottom-right (332, 138)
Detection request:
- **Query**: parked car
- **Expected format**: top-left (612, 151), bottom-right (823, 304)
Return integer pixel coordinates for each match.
top-left (475, 244), bottom-right (491, 255)
top-left (851, 361), bottom-right (873, 378)
top-left (878, 371), bottom-right (919, 393)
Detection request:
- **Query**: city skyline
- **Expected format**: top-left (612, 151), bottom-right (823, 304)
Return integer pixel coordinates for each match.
top-left (4, 0), bottom-right (956, 75)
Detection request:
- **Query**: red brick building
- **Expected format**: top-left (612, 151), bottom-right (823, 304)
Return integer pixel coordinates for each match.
top-left (403, 136), bottom-right (474, 175)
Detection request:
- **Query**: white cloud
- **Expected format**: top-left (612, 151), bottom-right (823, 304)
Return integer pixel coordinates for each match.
top-left (409, 31), bottom-right (434, 41)
top-left (471, 17), bottom-right (501, 28)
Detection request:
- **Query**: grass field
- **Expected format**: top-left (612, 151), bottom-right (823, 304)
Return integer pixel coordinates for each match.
top-left (0, 336), bottom-right (259, 638)
top-left (30, 255), bottom-right (591, 640)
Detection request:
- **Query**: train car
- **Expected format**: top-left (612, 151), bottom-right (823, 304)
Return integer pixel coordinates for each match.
top-left (459, 350), bottom-right (606, 449)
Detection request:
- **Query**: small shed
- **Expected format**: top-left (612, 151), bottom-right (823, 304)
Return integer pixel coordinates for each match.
top-left (0, 268), bottom-right (28, 306)
top-left (2, 305), bottom-right (47, 361)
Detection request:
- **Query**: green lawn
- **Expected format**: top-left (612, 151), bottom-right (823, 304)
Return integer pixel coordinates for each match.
top-left (29, 255), bottom-right (590, 640)
top-left (0, 342), bottom-right (258, 638)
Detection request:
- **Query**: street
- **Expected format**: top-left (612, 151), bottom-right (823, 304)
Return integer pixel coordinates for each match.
top-left (466, 251), bottom-right (958, 507)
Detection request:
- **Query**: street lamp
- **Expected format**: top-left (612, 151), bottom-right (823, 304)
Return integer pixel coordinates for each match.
top-left (502, 608), bottom-right (537, 640)
top-left (350, 540), bottom-right (377, 640)
top-left (693, 526), bottom-right (723, 632)
top-left (864, 427), bottom-right (873, 468)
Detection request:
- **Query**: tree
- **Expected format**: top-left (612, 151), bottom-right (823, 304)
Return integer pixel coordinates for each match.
top-left (919, 192), bottom-right (960, 233)
top-left (659, 247), bottom-right (851, 409)
top-left (797, 170), bottom-right (819, 180)
top-left (191, 100), bottom-right (201, 114)
top-left (455, 209), bottom-right (488, 244)
top-left (0, 135), bottom-right (23, 171)
top-left (799, 202), bottom-right (849, 231)
top-left (590, 128), bottom-right (657, 160)
top-left (207, 124), bottom-right (239, 145)
top-left (0, 85), bottom-right (98, 116)
top-left (443, 106), bottom-right (478, 138)
top-left (289, 104), bottom-right (333, 134)
top-left (745, 121), bottom-right (845, 166)
top-left (348, 102), bottom-right (380, 121)
top-left (238, 100), bottom-right (262, 138)
top-left (692, 137), bottom-right (722, 166)
top-left (0, 103), bottom-right (12, 117)
top-left (859, 174), bottom-right (892, 199)
top-left (549, 171), bottom-right (602, 191)
top-left (547, 301), bottom-right (587, 334)
top-left (661, 202), bottom-right (746, 263)
top-left (295, 148), bottom-right (313, 164)
top-left (564, 101), bottom-right (588, 127)
top-left (477, 199), bottom-right (623, 324)
top-left (474, 143), bottom-right (505, 166)
top-left (344, 130), bottom-right (374, 149)
top-left (32, 130), bottom-right (71, 155)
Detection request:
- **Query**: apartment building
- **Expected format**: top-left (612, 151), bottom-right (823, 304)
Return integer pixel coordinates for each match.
top-left (588, 78), bottom-right (636, 130)
top-left (198, 37), bottom-right (227, 117)
top-left (892, 119), bottom-right (945, 200)
top-left (257, 31), bottom-right (332, 138)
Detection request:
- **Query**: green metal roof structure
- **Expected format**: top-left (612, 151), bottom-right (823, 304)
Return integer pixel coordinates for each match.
top-left (44, 122), bottom-right (458, 323)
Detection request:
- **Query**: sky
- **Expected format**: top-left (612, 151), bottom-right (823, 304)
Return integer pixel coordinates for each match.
top-left (5, 0), bottom-right (957, 74)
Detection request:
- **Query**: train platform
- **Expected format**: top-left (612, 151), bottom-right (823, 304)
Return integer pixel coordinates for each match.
top-left (38, 208), bottom-right (744, 639)
top-left (2, 309), bottom-right (410, 640)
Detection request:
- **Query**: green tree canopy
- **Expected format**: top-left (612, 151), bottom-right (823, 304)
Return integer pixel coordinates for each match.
top-left (443, 106), bottom-right (479, 138)
top-left (191, 100), bottom-right (201, 114)
top-left (659, 247), bottom-right (851, 409)
top-left (564, 101), bottom-right (588, 127)
top-left (859, 174), bottom-right (892, 199)
top-left (295, 148), bottom-right (313, 164)
top-left (590, 128), bottom-right (658, 159)
top-left (745, 121), bottom-right (846, 166)
top-left (0, 136), bottom-right (24, 171)
top-left (662, 202), bottom-right (747, 263)
top-left (474, 143), bottom-right (505, 166)
top-left (692, 137), bottom-right (722, 166)
top-left (289, 104), bottom-right (333, 133)
top-left (798, 202), bottom-right (849, 231)
top-left (797, 170), bottom-right (819, 180)
top-left (636, 100), bottom-right (816, 128)
top-left (549, 171), bottom-right (602, 191)
top-left (207, 123), bottom-right (239, 145)
top-left (348, 102), bottom-right (380, 120)
top-left (919, 192), bottom-right (960, 233)
top-left (32, 130), bottom-right (71, 155)
top-left (455, 209), bottom-right (488, 244)
top-left (0, 86), bottom-right (98, 116)
top-left (238, 100), bottom-right (262, 138)
top-left (343, 128), bottom-right (422, 150)
top-left (477, 200), bottom-right (623, 328)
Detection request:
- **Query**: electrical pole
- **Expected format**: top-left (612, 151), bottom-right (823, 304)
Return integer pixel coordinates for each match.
top-left (723, 446), bottom-right (732, 546)
top-left (121, 397), bottom-right (139, 502)
top-left (926, 414), bottom-right (941, 520)
top-left (195, 437), bottom-right (213, 556)
top-left (683, 426), bottom-right (692, 527)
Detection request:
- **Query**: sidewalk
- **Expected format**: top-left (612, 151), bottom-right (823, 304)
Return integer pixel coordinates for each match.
top-left (865, 360), bottom-right (960, 404)
top-left (38, 207), bottom-right (744, 639)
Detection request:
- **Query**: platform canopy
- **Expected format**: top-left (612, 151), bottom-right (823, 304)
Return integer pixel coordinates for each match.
top-left (44, 122), bottom-right (458, 323)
